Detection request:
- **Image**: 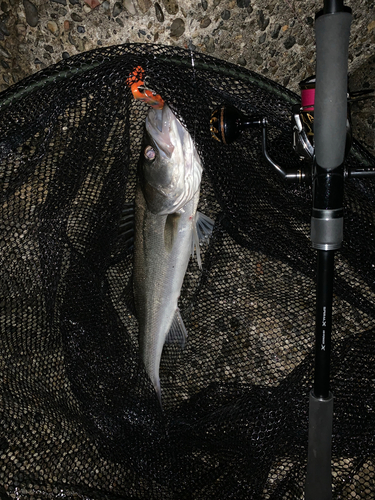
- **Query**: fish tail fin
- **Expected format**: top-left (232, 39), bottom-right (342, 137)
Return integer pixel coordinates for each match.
top-left (192, 211), bottom-right (215, 269)
top-left (153, 309), bottom-right (187, 408)
top-left (166, 308), bottom-right (188, 348)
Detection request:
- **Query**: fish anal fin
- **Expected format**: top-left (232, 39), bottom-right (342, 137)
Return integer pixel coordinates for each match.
top-left (166, 308), bottom-right (188, 348)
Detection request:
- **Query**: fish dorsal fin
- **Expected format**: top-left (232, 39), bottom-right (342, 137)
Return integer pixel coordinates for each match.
top-left (192, 211), bottom-right (215, 269)
top-left (118, 202), bottom-right (135, 252)
top-left (166, 308), bottom-right (187, 348)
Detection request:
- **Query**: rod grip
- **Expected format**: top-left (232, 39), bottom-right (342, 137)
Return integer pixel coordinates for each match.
top-left (305, 390), bottom-right (334, 500)
top-left (314, 11), bottom-right (352, 170)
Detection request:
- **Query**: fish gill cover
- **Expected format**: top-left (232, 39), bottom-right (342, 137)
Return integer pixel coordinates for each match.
top-left (0, 43), bottom-right (375, 498)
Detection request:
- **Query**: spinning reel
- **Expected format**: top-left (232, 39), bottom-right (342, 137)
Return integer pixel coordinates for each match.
top-left (210, 75), bottom-right (374, 182)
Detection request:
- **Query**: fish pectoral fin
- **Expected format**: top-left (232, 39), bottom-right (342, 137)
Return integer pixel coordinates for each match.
top-left (192, 211), bottom-right (215, 269)
top-left (166, 308), bottom-right (188, 348)
top-left (196, 211), bottom-right (215, 241)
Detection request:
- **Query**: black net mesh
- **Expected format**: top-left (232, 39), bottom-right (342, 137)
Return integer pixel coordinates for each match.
top-left (1, 43), bottom-right (375, 499)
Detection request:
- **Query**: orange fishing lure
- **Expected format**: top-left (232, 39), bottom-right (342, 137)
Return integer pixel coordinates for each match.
top-left (126, 66), bottom-right (164, 109)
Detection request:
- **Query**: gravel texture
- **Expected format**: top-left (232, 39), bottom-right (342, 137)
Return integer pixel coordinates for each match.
top-left (0, 0), bottom-right (374, 148)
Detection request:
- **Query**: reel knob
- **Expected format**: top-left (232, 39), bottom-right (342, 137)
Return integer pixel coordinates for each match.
top-left (210, 105), bottom-right (244, 144)
top-left (210, 105), bottom-right (263, 144)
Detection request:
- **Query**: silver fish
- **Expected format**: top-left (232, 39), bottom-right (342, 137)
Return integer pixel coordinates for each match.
top-left (133, 104), bottom-right (213, 404)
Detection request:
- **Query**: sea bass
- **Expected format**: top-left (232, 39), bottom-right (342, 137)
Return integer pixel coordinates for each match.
top-left (133, 103), bottom-right (213, 404)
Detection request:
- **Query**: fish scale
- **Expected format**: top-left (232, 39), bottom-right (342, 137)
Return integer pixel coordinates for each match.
top-left (134, 183), bottom-right (199, 403)
top-left (132, 103), bottom-right (212, 404)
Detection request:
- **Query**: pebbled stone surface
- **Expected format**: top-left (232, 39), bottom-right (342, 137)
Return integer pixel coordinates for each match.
top-left (0, 0), bottom-right (373, 153)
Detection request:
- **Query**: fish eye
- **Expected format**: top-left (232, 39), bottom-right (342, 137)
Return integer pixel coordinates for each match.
top-left (144, 145), bottom-right (156, 161)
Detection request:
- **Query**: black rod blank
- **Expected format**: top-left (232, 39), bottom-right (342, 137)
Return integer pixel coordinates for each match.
top-left (313, 250), bottom-right (334, 399)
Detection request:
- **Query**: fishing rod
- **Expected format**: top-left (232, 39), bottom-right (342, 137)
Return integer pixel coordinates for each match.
top-left (210, 0), bottom-right (375, 498)
top-left (304, 2), bottom-right (351, 498)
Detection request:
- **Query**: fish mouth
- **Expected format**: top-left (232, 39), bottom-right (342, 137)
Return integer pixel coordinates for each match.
top-left (142, 103), bottom-right (203, 215)
top-left (145, 105), bottom-right (180, 159)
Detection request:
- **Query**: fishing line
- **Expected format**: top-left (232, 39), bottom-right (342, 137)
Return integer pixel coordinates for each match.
top-left (184, 12), bottom-right (198, 144)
